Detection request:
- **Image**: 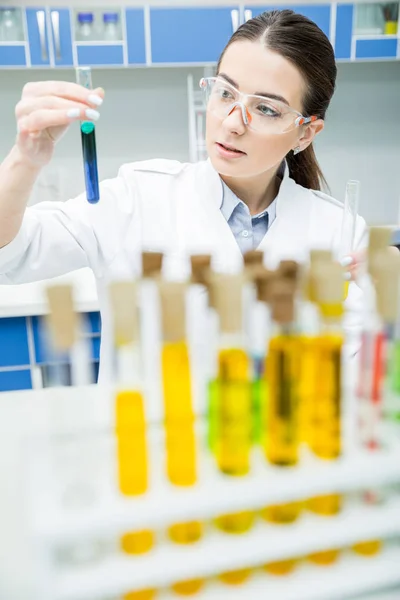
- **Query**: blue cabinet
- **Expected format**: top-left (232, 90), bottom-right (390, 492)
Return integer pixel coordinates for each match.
top-left (126, 8), bottom-right (146, 65)
top-left (26, 8), bottom-right (51, 66)
top-left (150, 7), bottom-right (239, 64)
top-left (355, 37), bottom-right (398, 59)
top-left (245, 5), bottom-right (331, 38)
top-left (50, 8), bottom-right (73, 66)
top-left (335, 4), bottom-right (354, 60)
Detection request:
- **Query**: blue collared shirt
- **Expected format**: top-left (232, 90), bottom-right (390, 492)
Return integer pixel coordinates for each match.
top-left (220, 180), bottom-right (277, 254)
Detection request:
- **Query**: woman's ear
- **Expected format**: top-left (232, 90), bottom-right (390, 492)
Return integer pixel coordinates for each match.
top-left (297, 119), bottom-right (324, 152)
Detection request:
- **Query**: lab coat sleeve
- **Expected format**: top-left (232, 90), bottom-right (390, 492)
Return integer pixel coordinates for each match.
top-left (342, 214), bottom-right (368, 358)
top-left (0, 175), bottom-right (133, 284)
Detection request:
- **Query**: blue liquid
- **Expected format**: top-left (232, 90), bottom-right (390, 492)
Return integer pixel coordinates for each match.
top-left (80, 121), bottom-right (99, 203)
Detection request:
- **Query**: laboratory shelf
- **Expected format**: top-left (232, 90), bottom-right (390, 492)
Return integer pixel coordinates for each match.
top-left (160, 547), bottom-right (400, 600)
top-left (35, 446), bottom-right (400, 543)
top-left (54, 501), bottom-right (400, 600)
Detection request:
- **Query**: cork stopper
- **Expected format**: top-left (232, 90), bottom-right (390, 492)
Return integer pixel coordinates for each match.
top-left (46, 284), bottom-right (78, 350)
top-left (109, 281), bottom-right (138, 347)
top-left (142, 252), bottom-right (163, 278)
top-left (159, 281), bottom-right (187, 342)
top-left (244, 250), bottom-right (264, 267)
top-left (310, 250), bottom-right (333, 265)
top-left (210, 274), bottom-right (243, 334)
top-left (313, 262), bottom-right (344, 318)
top-left (190, 254), bottom-right (212, 285)
top-left (368, 227), bottom-right (392, 278)
top-left (269, 278), bottom-right (295, 324)
top-left (254, 268), bottom-right (275, 303)
top-left (278, 260), bottom-right (299, 281)
top-left (374, 249), bottom-right (400, 322)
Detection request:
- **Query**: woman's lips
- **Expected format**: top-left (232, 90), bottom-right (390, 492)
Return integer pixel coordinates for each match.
top-left (216, 142), bottom-right (246, 158)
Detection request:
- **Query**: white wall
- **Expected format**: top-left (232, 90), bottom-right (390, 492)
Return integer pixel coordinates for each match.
top-left (0, 61), bottom-right (399, 224)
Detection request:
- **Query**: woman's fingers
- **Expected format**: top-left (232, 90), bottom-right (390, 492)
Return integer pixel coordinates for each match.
top-left (22, 80), bottom-right (104, 106)
top-left (15, 95), bottom-right (100, 120)
top-left (18, 107), bottom-right (100, 134)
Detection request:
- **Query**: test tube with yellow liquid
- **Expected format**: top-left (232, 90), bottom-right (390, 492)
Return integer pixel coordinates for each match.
top-left (262, 271), bottom-right (302, 527)
top-left (306, 262), bottom-right (344, 566)
top-left (209, 274), bottom-right (254, 585)
top-left (109, 282), bottom-right (155, 583)
top-left (159, 281), bottom-right (204, 597)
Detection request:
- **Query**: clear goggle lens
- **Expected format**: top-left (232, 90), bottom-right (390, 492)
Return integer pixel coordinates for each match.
top-left (200, 77), bottom-right (316, 135)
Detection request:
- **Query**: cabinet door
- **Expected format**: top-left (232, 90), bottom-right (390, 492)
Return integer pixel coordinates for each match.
top-left (26, 8), bottom-right (51, 66)
top-left (0, 7), bottom-right (27, 66)
top-left (150, 7), bottom-right (240, 64)
top-left (244, 4), bottom-right (331, 39)
top-left (335, 4), bottom-right (354, 60)
top-left (50, 8), bottom-right (73, 66)
top-left (126, 8), bottom-right (146, 64)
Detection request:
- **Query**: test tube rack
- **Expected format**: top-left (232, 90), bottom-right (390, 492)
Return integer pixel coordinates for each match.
top-left (1, 384), bottom-right (400, 600)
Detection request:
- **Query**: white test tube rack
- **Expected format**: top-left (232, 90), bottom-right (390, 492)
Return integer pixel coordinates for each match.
top-left (1, 384), bottom-right (400, 600)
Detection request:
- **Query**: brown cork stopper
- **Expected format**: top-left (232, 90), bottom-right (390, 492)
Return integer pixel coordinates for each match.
top-left (374, 249), bottom-right (400, 322)
top-left (306, 251), bottom-right (333, 302)
top-left (46, 284), bottom-right (78, 350)
top-left (159, 281), bottom-right (187, 342)
top-left (269, 277), bottom-right (295, 324)
top-left (109, 281), bottom-right (138, 346)
top-left (244, 250), bottom-right (264, 267)
top-left (190, 254), bottom-right (212, 285)
top-left (254, 268), bottom-right (275, 303)
top-left (142, 252), bottom-right (163, 278)
top-left (278, 260), bottom-right (299, 281)
top-left (210, 274), bottom-right (243, 334)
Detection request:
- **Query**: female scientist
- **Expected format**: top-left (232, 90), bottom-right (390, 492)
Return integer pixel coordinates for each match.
top-left (0, 9), bottom-right (365, 378)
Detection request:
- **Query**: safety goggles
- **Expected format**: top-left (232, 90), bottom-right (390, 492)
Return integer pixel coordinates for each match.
top-left (200, 76), bottom-right (317, 135)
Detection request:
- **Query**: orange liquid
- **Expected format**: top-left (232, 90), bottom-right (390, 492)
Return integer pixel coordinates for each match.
top-left (264, 559), bottom-right (297, 576)
top-left (171, 579), bottom-right (204, 595)
top-left (219, 568), bottom-right (252, 585)
top-left (123, 590), bottom-right (156, 600)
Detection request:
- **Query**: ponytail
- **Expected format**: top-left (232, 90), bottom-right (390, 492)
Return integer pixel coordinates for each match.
top-left (285, 143), bottom-right (328, 192)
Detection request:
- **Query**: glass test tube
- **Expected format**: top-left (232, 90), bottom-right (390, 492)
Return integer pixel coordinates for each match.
top-left (340, 180), bottom-right (360, 299)
top-left (76, 67), bottom-right (100, 203)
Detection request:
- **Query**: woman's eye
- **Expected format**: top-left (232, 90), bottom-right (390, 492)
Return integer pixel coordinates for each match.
top-left (218, 87), bottom-right (234, 99)
top-left (258, 103), bottom-right (280, 117)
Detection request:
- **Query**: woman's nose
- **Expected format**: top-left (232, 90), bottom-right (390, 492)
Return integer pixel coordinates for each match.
top-left (222, 103), bottom-right (248, 135)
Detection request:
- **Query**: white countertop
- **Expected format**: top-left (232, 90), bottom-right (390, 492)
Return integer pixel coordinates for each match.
top-left (0, 268), bottom-right (99, 318)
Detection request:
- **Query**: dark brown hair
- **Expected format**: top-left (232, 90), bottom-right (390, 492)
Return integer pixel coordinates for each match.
top-left (217, 9), bottom-right (337, 191)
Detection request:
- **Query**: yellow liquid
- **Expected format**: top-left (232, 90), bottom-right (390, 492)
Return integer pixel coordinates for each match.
top-left (308, 549), bottom-right (340, 565)
top-left (215, 348), bottom-right (252, 477)
top-left (168, 521), bottom-right (203, 544)
top-left (264, 559), bottom-right (297, 576)
top-left (123, 590), bottom-right (156, 600)
top-left (116, 390), bottom-right (148, 495)
top-left (219, 568), bottom-right (252, 585)
top-left (116, 390), bottom-right (154, 557)
top-left (171, 579), bottom-right (204, 595)
top-left (214, 510), bottom-right (254, 534)
top-left (162, 342), bottom-right (203, 552)
top-left (353, 540), bottom-right (382, 556)
top-left (307, 334), bottom-right (342, 564)
top-left (121, 530), bottom-right (154, 555)
top-left (263, 335), bottom-right (302, 527)
top-left (214, 348), bottom-right (253, 532)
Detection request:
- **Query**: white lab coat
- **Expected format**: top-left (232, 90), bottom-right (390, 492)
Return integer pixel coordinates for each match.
top-left (0, 158), bottom-right (366, 382)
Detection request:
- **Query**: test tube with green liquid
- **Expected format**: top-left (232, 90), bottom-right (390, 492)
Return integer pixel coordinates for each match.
top-left (76, 67), bottom-right (100, 203)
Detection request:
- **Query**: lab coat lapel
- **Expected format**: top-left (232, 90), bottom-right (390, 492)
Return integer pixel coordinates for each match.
top-left (258, 166), bottom-right (312, 267)
top-left (196, 160), bottom-right (243, 273)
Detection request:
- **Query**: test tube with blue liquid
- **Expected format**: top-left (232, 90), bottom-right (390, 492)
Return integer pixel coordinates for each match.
top-left (76, 67), bottom-right (100, 204)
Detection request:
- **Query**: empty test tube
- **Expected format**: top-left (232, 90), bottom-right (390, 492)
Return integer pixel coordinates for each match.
top-left (340, 180), bottom-right (360, 259)
top-left (76, 66), bottom-right (100, 203)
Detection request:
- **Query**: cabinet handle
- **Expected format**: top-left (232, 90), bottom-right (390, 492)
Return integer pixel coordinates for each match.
top-left (244, 9), bottom-right (253, 22)
top-left (231, 9), bottom-right (239, 33)
top-left (51, 11), bottom-right (61, 61)
top-left (36, 10), bottom-right (47, 61)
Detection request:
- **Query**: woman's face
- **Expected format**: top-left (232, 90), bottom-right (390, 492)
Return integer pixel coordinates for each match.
top-left (206, 41), bottom-right (312, 178)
